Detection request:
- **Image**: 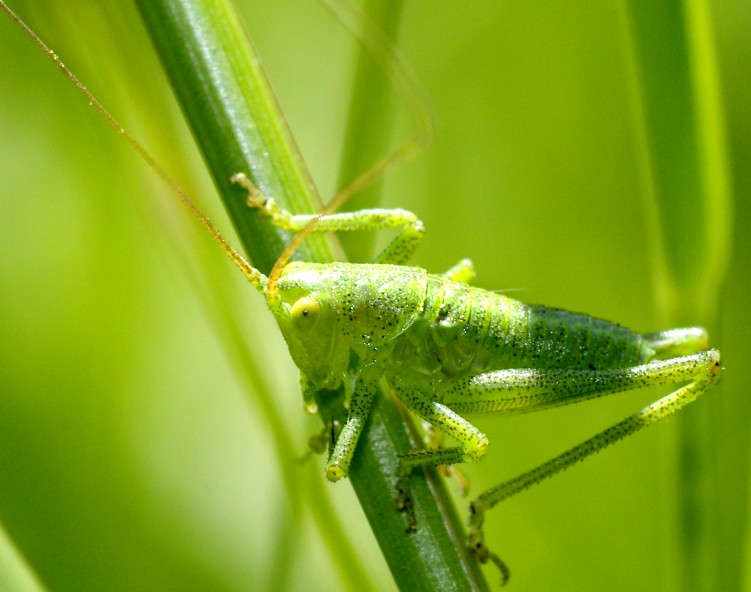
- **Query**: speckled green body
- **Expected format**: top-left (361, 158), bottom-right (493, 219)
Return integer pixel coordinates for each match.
top-left (278, 261), bottom-right (654, 409)
top-left (234, 179), bottom-right (720, 580)
top-left (394, 272), bottom-right (652, 377)
top-left (274, 256), bottom-right (718, 482)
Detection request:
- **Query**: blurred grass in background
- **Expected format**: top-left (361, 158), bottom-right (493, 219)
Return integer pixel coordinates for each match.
top-left (0, 1), bottom-right (749, 590)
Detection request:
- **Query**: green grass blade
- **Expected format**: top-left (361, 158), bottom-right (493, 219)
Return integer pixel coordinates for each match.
top-left (333, 0), bottom-right (404, 261)
top-left (621, 1), bottom-right (735, 590)
top-left (0, 522), bottom-right (48, 592)
top-left (133, 0), bottom-right (486, 589)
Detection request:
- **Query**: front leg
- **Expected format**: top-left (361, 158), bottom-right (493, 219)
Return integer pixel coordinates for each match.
top-left (231, 172), bottom-right (425, 264)
top-left (325, 378), bottom-right (378, 482)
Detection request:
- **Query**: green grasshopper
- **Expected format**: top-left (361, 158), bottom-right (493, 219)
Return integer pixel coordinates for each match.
top-left (2, 1), bottom-right (722, 586)
top-left (227, 172), bottom-right (721, 583)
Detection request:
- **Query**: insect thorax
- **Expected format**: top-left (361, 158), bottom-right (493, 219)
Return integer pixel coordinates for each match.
top-left (276, 262), bottom-right (429, 383)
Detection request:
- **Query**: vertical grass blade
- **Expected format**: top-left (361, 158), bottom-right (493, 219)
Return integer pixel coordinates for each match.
top-left (333, 0), bottom-right (404, 262)
top-left (0, 522), bottom-right (48, 592)
top-left (133, 0), bottom-right (486, 588)
top-left (621, 0), bottom-right (735, 589)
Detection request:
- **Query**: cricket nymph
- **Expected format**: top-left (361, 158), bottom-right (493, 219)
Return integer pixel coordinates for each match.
top-left (272, 258), bottom-right (718, 487)
top-left (275, 259), bottom-right (702, 381)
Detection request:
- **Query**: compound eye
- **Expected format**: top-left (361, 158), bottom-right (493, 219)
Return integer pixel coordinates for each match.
top-left (291, 296), bottom-right (321, 331)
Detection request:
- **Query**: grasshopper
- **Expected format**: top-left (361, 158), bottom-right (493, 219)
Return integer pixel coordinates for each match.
top-left (228, 172), bottom-right (721, 583)
top-left (1, 1), bottom-right (722, 587)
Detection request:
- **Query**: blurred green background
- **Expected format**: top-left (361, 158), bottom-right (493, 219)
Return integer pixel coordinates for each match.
top-left (1, 1), bottom-right (749, 590)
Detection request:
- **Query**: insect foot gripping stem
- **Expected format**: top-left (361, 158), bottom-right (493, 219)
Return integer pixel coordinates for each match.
top-left (467, 498), bottom-right (511, 586)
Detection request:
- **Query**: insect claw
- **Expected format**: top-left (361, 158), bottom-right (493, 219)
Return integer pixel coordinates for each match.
top-left (395, 477), bottom-right (418, 531)
top-left (229, 171), bottom-right (268, 208)
top-left (228, 171), bottom-right (252, 190)
top-left (468, 526), bottom-right (511, 586)
top-left (437, 464), bottom-right (471, 497)
top-left (325, 463), bottom-right (347, 482)
top-left (487, 550), bottom-right (511, 587)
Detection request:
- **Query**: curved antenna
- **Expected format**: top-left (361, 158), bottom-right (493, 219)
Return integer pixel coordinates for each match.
top-left (2, 0), bottom-right (429, 303)
top-left (266, 0), bottom-right (435, 301)
top-left (1, 1), bottom-right (267, 293)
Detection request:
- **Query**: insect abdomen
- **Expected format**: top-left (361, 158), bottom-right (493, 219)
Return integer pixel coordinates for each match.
top-left (405, 277), bottom-right (652, 378)
top-left (489, 303), bottom-right (651, 370)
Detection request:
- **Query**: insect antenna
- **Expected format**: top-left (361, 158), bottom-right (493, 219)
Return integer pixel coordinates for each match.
top-left (0, 1), bottom-right (267, 294)
top-left (265, 0), bottom-right (434, 300)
